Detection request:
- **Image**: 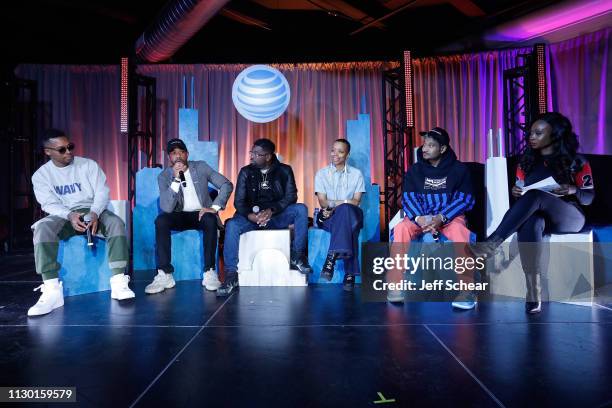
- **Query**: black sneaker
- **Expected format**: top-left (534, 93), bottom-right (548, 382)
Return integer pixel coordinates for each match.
top-left (290, 256), bottom-right (312, 275)
top-left (216, 274), bottom-right (239, 297)
top-left (343, 274), bottom-right (355, 292)
top-left (321, 253), bottom-right (337, 281)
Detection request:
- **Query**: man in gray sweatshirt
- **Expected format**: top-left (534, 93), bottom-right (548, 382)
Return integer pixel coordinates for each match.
top-left (29, 129), bottom-right (134, 316)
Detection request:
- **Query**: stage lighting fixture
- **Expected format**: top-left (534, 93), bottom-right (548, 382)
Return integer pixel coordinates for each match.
top-left (403, 50), bottom-right (414, 128)
top-left (534, 44), bottom-right (547, 114)
top-left (120, 57), bottom-right (129, 133)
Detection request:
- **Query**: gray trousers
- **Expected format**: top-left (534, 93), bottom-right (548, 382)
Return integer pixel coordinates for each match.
top-left (33, 209), bottom-right (128, 280)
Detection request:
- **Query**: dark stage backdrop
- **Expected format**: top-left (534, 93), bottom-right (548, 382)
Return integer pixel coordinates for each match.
top-left (15, 28), bottom-right (611, 218)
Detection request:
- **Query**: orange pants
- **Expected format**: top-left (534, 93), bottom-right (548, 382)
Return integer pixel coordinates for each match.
top-left (389, 215), bottom-right (473, 285)
top-left (392, 215), bottom-right (471, 243)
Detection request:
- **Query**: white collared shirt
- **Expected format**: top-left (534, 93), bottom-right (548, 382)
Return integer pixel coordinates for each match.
top-left (314, 163), bottom-right (365, 200)
top-left (170, 168), bottom-right (203, 212)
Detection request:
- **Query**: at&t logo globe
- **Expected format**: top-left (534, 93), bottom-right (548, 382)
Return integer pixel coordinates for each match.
top-left (232, 65), bottom-right (290, 123)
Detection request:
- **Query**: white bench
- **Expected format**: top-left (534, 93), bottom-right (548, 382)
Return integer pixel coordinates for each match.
top-left (237, 229), bottom-right (307, 286)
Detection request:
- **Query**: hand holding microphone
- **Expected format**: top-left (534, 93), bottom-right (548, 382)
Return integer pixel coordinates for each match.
top-left (250, 206), bottom-right (264, 227)
top-left (421, 214), bottom-right (441, 242)
top-left (172, 160), bottom-right (187, 187)
top-left (252, 206), bottom-right (271, 227)
top-left (69, 212), bottom-right (88, 232)
top-left (82, 214), bottom-right (94, 247)
top-left (178, 171), bottom-right (187, 187)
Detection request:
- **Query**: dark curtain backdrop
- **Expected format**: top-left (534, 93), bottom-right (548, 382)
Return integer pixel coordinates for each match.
top-left (15, 64), bottom-right (125, 199)
top-left (15, 28), bottom-right (611, 215)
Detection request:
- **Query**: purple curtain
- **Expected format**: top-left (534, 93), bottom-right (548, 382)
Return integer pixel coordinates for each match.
top-left (548, 27), bottom-right (611, 154)
top-left (412, 47), bottom-right (530, 163)
top-left (412, 27), bottom-right (612, 162)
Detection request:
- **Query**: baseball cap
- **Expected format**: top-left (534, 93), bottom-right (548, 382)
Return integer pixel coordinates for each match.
top-left (167, 138), bottom-right (188, 153)
top-left (419, 127), bottom-right (450, 147)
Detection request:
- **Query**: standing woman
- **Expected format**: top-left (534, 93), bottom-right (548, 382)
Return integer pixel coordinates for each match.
top-left (471, 112), bottom-right (594, 313)
top-left (314, 139), bottom-right (366, 291)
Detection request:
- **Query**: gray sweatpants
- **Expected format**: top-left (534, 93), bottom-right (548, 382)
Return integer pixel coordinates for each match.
top-left (33, 209), bottom-right (128, 280)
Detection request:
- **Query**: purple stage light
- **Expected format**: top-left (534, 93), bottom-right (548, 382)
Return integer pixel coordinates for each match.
top-left (487, 0), bottom-right (612, 42)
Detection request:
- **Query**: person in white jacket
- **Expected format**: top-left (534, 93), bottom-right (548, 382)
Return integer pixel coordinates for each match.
top-left (28, 129), bottom-right (134, 316)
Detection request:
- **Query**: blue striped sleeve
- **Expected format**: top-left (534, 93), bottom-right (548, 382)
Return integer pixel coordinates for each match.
top-left (402, 191), bottom-right (424, 221)
top-left (432, 193), bottom-right (442, 215)
top-left (440, 191), bottom-right (475, 221)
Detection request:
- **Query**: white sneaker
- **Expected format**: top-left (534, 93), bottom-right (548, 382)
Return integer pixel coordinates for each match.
top-left (110, 274), bottom-right (136, 300)
top-left (145, 270), bottom-right (176, 294)
top-left (387, 289), bottom-right (405, 303)
top-left (202, 269), bottom-right (221, 291)
top-left (28, 279), bottom-right (64, 316)
top-left (452, 300), bottom-right (478, 310)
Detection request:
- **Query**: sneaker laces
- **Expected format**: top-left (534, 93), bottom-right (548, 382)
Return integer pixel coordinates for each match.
top-left (205, 272), bottom-right (219, 284)
top-left (323, 253), bottom-right (337, 270)
top-left (152, 272), bottom-right (166, 283)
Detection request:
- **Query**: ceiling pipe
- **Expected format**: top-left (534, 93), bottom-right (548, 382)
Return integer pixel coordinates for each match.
top-left (135, 0), bottom-right (230, 63)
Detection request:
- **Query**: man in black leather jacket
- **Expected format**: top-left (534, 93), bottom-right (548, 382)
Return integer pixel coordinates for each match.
top-left (217, 138), bottom-right (312, 296)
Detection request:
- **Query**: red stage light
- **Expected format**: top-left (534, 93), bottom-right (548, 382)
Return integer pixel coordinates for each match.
top-left (120, 57), bottom-right (129, 133)
top-left (535, 44), bottom-right (547, 114)
top-left (403, 50), bottom-right (414, 128)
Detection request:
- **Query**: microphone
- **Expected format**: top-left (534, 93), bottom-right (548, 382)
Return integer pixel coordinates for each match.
top-left (178, 171), bottom-right (187, 188)
top-left (83, 214), bottom-right (94, 248)
top-left (252, 206), bottom-right (266, 227)
top-left (424, 215), bottom-right (440, 242)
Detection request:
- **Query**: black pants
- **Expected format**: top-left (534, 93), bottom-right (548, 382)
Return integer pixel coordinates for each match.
top-left (491, 190), bottom-right (585, 292)
top-left (155, 212), bottom-right (218, 273)
top-left (492, 189), bottom-right (585, 243)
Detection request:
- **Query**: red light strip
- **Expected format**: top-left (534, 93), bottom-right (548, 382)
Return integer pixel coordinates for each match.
top-left (120, 57), bottom-right (129, 133)
top-left (403, 50), bottom-right (414, 128)
top-left (535, 44), bottom-right (547, 114)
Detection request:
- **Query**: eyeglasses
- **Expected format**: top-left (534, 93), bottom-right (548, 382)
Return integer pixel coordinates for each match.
top-left (45, 143), bottom-right (75, 154)
top-left (249, 150), bottom-right (268, 158)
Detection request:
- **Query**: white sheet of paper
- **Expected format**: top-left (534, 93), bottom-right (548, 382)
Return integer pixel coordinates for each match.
top-left (521, 176), bottom-right (562, 196)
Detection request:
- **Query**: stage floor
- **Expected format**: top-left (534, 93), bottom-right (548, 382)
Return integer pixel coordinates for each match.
top-left (1, 251), bottom-right (612, 407)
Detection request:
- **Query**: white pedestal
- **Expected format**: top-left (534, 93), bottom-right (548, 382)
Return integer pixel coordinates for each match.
top-left (238, 229), bottom-right (307, 286)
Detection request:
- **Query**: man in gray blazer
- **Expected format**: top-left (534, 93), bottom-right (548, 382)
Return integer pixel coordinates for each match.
top-left (146, 138), bottom-right (233, 294)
